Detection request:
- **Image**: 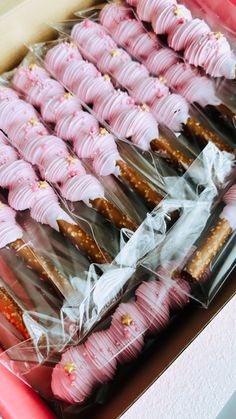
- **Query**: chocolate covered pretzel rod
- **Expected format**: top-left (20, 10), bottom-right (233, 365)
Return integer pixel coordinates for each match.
top-left (0, 201), bottom-right (74, 298)
top-left (12, 64), bottom-right (162, 210)
top-left (0, 87), bottom-right (137, 231)
top-left (126, 0), bottom-right (236, 79)
top-left (0, 133), bottom-right (111, 264)
top-left (100, 3), bottom-right (235, 153)
top-left (44, 42), bottom-right (193, 171)
top-left (182, 185), bottom-right (236, 282)
top-left (0, 286), bottom-right (29, 340)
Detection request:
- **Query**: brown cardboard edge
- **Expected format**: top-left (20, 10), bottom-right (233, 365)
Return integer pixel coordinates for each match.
top-left (93, 273), bottom-right (236, 419)
top-left (0, 0), bottom-right (99, 73)
top-left (0, 1), bottom-right (235, 417)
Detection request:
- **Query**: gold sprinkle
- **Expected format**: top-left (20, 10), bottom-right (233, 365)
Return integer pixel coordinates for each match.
top-left (111, 49), bottom-right (119, 57)
top-left (158, 75), bottom-right (167, 84)
top-left (173, 7), bottom-right (181, 16)
top-left (0, 201), bottom-right (5, 209)
top-left (103, 74), bottom-right (111, 82)
top-left (39, 181), bottom-right (48, 189)
top-left (64, 362), bottom-right (76, 374)
top-left (66, 156), bottom-right (76, 165)
top-left (64, 92), bottom-right (73, 99)
top-left (120, 314), bottom-right (133, 326)
top-left (28, 63), bottom-right (37, 71)
top-left (69, 42), bottom-right (77, 48)
top-left (148, 32), bottom-right (156, 40)
top-left (29, 118), bottom-right (39, 126)
top-left (141, 104), bottom-right (150, 112)
top-left (99, 127), bottom-right (108, 136)
top-left (214, 31), bottom-right (223, 39)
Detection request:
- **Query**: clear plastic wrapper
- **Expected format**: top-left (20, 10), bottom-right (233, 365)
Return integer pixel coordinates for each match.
top-left (141, 180), bottom-right (236, 307)
top-left (43, 14), bottom-right (234, 165)
top-left (0, 0), bottom-right (235, 417)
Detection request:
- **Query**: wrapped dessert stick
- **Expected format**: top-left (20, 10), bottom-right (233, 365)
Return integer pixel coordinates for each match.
top-left (126, 0), bottom-right (236, 79)
top-left (0, 201), bottom-right (74, 298)
top-left (41, 41), bottom-right (195, 172)
top-left (0, 87), bottom-right (137, 231)
top-left (51, 278), bottom-right (189, 404)
top-left (99, 4), bottom-right (235, 152)
top-left (182, 185), bottom-right (236, 282)
top-left (48, 22), bottom-right (233, 170)
top-left (0, 134), bottom-right (111, 265)
top-left (12, 64), bottom-right (163, 210)
top-left (0, 287), bottom-right (30, 340)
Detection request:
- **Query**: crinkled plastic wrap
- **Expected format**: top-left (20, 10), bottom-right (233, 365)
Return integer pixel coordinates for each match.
top-left (0, 0), bottom-right (235, 416)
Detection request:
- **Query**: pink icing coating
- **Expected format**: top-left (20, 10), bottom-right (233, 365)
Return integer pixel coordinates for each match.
top-left (0, 146), bottom-right (73, 231)
top-left (71, 22), bottom-right (189, 132)
top-left (108, 302), bottom-right (148, 364)
top-left (126, 32), bottom-right (161, 61)
top-left (60, 174), bottom-right (104, 205)
top-left (203, 52), bottom-right (236, 79)
top-left (137, 0), bottom-right (177, 22)
top-left (98, 48), bottom-right (132, 76)
top-left (93, 90), bottom-right (135, 122)
top-left (85, 331), bottom-right (117, 382)
top-left (7, 119), bottom-right (48, 147)
top-left (74, 74), bottom-right (114, 105)
top-left (168, 18), bottom-right (210, 51)
top-left (61, 60), bottom-right (98, 92)
top-left (167, 279), bottom-right (190, 310)
top-left (12, 64), bottom-right (49, 92)
top-left (78, 31), bottom-right (116, 64)
top-left (0, 99), bottom-right (37, 132)
top-left (131, 77), bottom-right (169, 106)
top-left (51, 274), bottom-right (191, 403)
top-left (51, 344), bottom-right (95, 404)
top-left (6, 68), bottom-right (106, 201)
top-left (152, 4), bottom-right (192, 35)
top-left (71, 20), bottom-right (106, 47)
top-left (184, 33), bottom-right (234, 78)
top-left (26, 79), bottom-right (65, 108)
top-left (115, 61), bottom-right (149, 91)
top-left (44, 42), bottom-right (82, 75)
top-left (126, 0), bottom-right (138, 6)
top-left (223, 185), bottom-right (236, 206)
top-left (0, 204), bottom-right (23, 248)
top-left (136, 280), bottom-right (170, 334)
top-left (145, 48), bottom-right (179, 76)
top-left (112, 19), bottom-right (144, 48)
top-left (151, 93), bottom-right (189, 131)
top-left (56, 112), bottom-right (99, 142)
top-left (100, 3), bottom-right (133, 32)
top-left (111, 106), bottom-right (159, 150)
top-left (178, 77), bottom-right (221, 107)
top-left (0, 86), bottom-right (18, 101)
top-left (164, 62), bottom-right (196, 88)
top-left (41, 94), bottom-right (82, 124)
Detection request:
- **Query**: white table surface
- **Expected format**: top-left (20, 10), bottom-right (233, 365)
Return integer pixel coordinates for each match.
top-left (122, 296), bottom-right (236, 419)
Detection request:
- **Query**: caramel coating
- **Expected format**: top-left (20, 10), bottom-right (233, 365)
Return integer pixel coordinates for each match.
top-left (0, 287), bottom-right (29, 340)
top-left (182, 218), bottom-right (232, 282)
top-left (116, 160), bottom-right (162, 209)
top-left (10, 239), bottom-right (74, 298)
top-left (151, 137), bottom-right (194, 169)
top-left (186, 117), bottom-right (234, 153)
top-left (91, 197), bottom-right (138, 231)
top-left (57, 219), bottom-right (112, 264)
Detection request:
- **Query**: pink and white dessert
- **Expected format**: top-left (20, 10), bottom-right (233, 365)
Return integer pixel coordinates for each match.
top-left (136, 280), bottom-right (170, 334)
top-left (108, 302), bottom-right (148, 364)
top-left (85, 331), bottom-right (117, 382)
top-left (51, 344), bottom-right (95, 404)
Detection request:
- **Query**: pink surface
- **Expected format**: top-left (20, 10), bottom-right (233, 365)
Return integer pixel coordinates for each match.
top-left (0, 353), bottom-right (55, 419)
top-left (122, 296), bottom-right (236, 419)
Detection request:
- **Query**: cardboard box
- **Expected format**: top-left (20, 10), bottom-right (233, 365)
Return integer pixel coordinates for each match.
top-left (0, 1), bottom-right (235, 418)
